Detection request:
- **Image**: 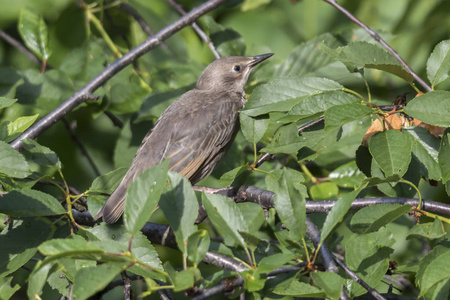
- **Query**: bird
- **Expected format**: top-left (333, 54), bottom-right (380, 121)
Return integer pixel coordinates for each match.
top-left (95, 53), bottom-right (273, 224)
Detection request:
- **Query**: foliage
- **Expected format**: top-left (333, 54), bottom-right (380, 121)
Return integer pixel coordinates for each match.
top-left (0, 0), bottom-right (450, 299)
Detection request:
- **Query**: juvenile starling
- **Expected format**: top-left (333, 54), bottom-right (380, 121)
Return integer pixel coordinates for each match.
top-left (95, 53), bottom-right (273, 224)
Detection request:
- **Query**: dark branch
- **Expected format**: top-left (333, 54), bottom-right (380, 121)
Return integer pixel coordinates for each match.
top-left (0, 29), bottom-right (41, 65)
top-left (10, 0), bottom-right (228, 151)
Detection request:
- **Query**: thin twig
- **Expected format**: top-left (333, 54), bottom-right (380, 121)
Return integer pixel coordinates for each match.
top-left (0, 29), bottom-right (41, 65)
top-left (166, 0), bottom-right (221, 59)
top-left (322, 0), bottom-right (431, 92)
top-left (10, 0), bottom-right (228, 151)
top-left (103, 110), bottom-right (124, 128)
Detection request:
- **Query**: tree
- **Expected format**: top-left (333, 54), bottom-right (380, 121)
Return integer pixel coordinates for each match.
top-left (0, 0), bottom-right (449, 299)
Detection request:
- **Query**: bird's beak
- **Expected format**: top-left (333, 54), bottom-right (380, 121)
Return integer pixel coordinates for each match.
top-left (249, 53), bottom-right (274, 68)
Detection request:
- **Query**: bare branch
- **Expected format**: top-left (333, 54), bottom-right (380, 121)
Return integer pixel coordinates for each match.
top-left (322, 0), bottom-right (431, 92)
top-left (10, 0), bottom-right (228, 151)
top-left (0, 29), bottom-right (41, 65)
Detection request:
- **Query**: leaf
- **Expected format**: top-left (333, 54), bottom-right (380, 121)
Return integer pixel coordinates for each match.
top-left (416, 243), bottom-right (450, 296)
top-left (408, 217), bottom-right (446, 240)
top-left (0, 189), bottom-right (65, 217)
top-left (165, 262), bottom-right (195, 292)
top-left (159, 171), bottom-right (198, 254)
top-left (204, 16), bottom-right (245, 56)
top-left (27, 261), bottom-right (55, 299)
top-left (0, 219), bottom-right (52, 277)
top-left (124, 159), bottom-right (169, 235)
top-left (322, 41), bottom-right (413, 82)
top-left (329, 161), bottom-right (366, 188)
top-left (266, 168), bottom-right (306, 240)
top-left (427, 39), bottom-right (450, 87)
top-left (241, 0), bottom-right (271, 11)
top-left (0, 276), bottom-right (20, 300)
top-left (257, 253), bottom-right (296, 274)
top-left (350, 203), bottom-right (411, 233)
top-left (240, 113), bottom-right (269, 144)
top-left (311, 272), bottom-right (346, 300)
top-left (218, 163), bottom-right (249, 187)
top-left (0, 140), bottom-right (29, 178)
top-left (242, 77), bottom-right (344, 117)
top-left (187, 230), bottom-right (210, 266)
top-left (18, 8), bottom-right (51, 61)
top-left (109, 70), bottom-right (151, 114)
top-left (320, 183), bottom-right (367, 243)
top-left (72, 263), bottom-right (125, 300)
top-left (7, 114), bottom-right (39, 137)
top-left (403, 127), bottom-right (442, 181)
top-left (439, 129), bottom-right (450, 183)
top-left (324, 103), bottom-right (373, 131)
top-left (38, 235), bottom-right (104, 258)
top-left (21, 139), bottom-right (61, 175)
top-left (369, 130), bottom-right (412, 178)
top-left (201, 192), bottom-right (247, 248)
top-left (309, 182), bottom-right (339, 200)
top-left (404, 91), bottom-right (450, 127)
top-left (273, 277), bottom-right (324, 297)
top-left (261, 123), bottom-right (303, 155)
top-left (0, 97), bottom-right (17, 110)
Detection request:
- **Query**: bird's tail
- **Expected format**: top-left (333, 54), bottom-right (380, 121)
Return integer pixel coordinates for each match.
top-left (94, 182), bottom-right (128, 224)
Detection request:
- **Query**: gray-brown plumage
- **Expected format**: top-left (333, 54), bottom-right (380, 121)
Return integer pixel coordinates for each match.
top-left (95, 53), bottom-right (273, 224)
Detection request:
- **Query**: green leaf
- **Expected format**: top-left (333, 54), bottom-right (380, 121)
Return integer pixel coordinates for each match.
top-left (7, 114), bottom-right (39, 137)
top-left (0, 140), bottom-right (29, 178)
top-left (0, 68), bottom-right (24, 99)
top-left (322, 41), bottom-right (414, 82)
top-left (242, 77), bottom-right (344, 117)
top-left (324, 103), bottom-right (373, 131)
top-left (257, 253), bottom-right (296, 274)
top-left (238, 202), bottom-right (266, 233)
top-left (329, 161), bottom-right (366, 188)
top-left (369, 130), bottom-right (412, 177)
top-left (320, 183), bottom-right (367, 243)
top-left (350, 203), bottom-right (411, 233)
top-left (240, 113), bottom-right (269, 144)
top-left (159, 171), bottom-right (198, 254)
top-left (109, 70), bottom-right (151, 114)
top-left (204, 16), bottom-right (245, 56)
top-left (241, 0), bottom-right (271, 11)
top-left (18, 8), bottom-right (51, 61)
top-left (266, 168), bottom-right (306, 240)
top-left (21, 139), bottom-right (61, 175)
top-left (27, 261), bottom-right (55, 299)
top-left (187, 230), bottom-right (210, 266)
top-left (309, 182), bottom-right (339, 200)
top-left (417, 243), bottom-right (450, 296)
top-left (202, 192), bottom-right (247, 248)
top-left (0, 189), bottom-right (65, 217)
top-left (124, 159), bottom-right (169, 235)
top-left (165, 262), bottom-right (195, 292)
top-left (0, 219), bottom-right (52, 277)
top-left (427, 40), bottom-right (450, 87)
top-left (218, 163), bottom-right (249, 187)
top-left (261, 123), bottom-right (303, 155)
top-left (311, 272), bottom-right (345, 300)
top-left (39, 235), bottom-right (104, 258)
top-left (404, 91), bottom-right (450, 127)
top-left (408, 217), bottom-right (446, 240)
top-left (0, 97), bottom-right (17, 109)
top-left (286, 90), bottom-right (361, 121)
top-left (273, 277), bottom-right (324, 297)
top-left (72, 263), bottom-right (125, 300)
top-left (439, 129), bottom-right (450, 183)
top-left (403, 127), bottom-right (442, 180)
top-left (0, 277), bottom-right (20, 300)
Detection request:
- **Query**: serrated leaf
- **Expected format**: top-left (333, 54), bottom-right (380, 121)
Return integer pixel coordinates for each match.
top-left (311, 272), bottom-right (346, 300)
top-left (124, 159), bottom-right (169, 235)
top-left (39, 235), bottom-right (104, 257)
top-left (261, 123), bottom-right (303, 155)
top-left (439, 129), bottom-right (450, 183)
top-left (417, 244), bottom-right (450, 296)
top-left (273, 277), bottom-right (324, 297)
top-left (0, 276), bottom-right (20, 300)
top-left (27, 261), bottom-right (55, 299)
top-left (0, 189), bottom-right (65, 217)
top-left (159, 171), bottom-right (198, 254)
top-left (257, 253), bottom-right (296, 274)
top-left (0, 140), bottom-right (29, 178)
top-left (324, 103), bottom-right (373, 131)
top-left (21, 139), bottom-right (61, 175)
top-left (320, 183), bottom-right (367, 243)
top-left (72, 263), bottom-right (125, 300)
top-left (7, 114), bottom-right (39, 137)
top-left (369, 130), bottom-right (412, 177)
top-left (18, 8), bottom-right (51, 61)
top-left (0, 97), bottom-right (17, 110)
top-left (329, 161), bottom-right (366, 188)
top-left (202, 192), bottom-right (247, 248)
top-left (404, 91), bottom-right (450, 127)
top-left (403, 127), bottom-right (441, 180)
top-left (322, 41), bottom-right (413, 82)
top-left (0, 219), bottom-right (52, 277)
top-left (242, 77), bottom-right (344, 117)
top-left (240, 113), bottom-right (269, 144)
top-left (266, 168), bottom-right (306, 240)
top-left (350, 203), bottom-right (411, 233)
top-left (427, 40), bottom-right (450, 87)
top-left (408, 217), bottom-right (446, 240)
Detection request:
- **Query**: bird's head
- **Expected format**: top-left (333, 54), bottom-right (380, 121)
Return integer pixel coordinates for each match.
top-left (196, 53), bottom-right (273, 91)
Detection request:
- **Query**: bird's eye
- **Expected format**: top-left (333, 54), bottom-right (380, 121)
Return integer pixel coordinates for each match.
top-left (233, 65), bottom-right (241, 72)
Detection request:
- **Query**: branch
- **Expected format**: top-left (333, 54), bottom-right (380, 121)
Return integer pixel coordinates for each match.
top-left (0, 29), bottom-right (41, 65)
top-left (322, 0), bottom-right (431, 92)
top-left (10, 0), bottom-right (228, 151)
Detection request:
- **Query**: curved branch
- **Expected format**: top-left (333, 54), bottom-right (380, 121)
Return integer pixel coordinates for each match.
top-left (10, 0), bottom-right (228, 151)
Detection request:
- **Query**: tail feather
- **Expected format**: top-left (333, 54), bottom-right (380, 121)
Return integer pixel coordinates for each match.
top-left (94, 183), bottom-right (128, 224)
